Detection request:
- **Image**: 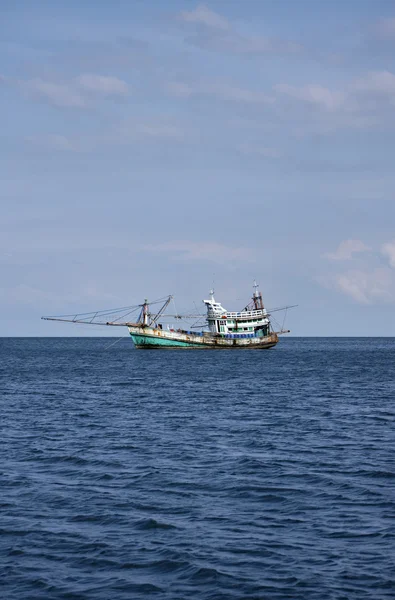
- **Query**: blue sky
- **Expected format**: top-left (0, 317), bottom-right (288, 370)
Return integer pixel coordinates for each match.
top-left (1, 0), bottom-right (395, 336)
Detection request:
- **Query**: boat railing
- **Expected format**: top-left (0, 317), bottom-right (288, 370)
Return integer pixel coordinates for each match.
top-left (224, 310), bottom-right (266, 319)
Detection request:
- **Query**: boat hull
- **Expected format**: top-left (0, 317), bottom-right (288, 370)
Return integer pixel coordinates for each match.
top-left (128, 327), bottom-right (278, 349)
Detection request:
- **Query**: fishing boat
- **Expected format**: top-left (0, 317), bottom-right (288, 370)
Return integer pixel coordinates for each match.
top-left (42, 282), bottom-right (293, 349)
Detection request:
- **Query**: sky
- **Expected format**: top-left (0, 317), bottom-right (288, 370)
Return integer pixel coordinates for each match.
top-left (1, 0), bottom-right (395, 336)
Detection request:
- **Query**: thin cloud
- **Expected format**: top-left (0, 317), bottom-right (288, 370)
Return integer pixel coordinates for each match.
top-left (178, 4), bottom-right (229, 30)
top-left (116, 117), bottom-right (186, 141)
top-left (24, 78), bottom-right (87, 108)
top-left (276, 71), bottom-right (395, 111)
top-left (144, 241), bottom-right (254, 265)
top-left (21, 74), bottom-right (129, 108)
top-left (352, 70), bottom-right (395, 97)
top-left (318, 268), bottom-right (395, 304)
top-left (76, 74), bottom-right (128, 95)
top-left (273, 71), bottom-right (395, 133)
top-left (186, 30), bottom-right (303, 56)
top-left (134, 123), bottom-right (184, 139)
top-left (25, 118), bottom-right (186, 153)
top-left (238, 143), bottom-right (281, 158)
top-left (320, 240), bottom-right (395, 304)
top-left (324, 240), bottom-right (371, 261)
top-left (167, 70), bottom-right (395, 135)
top-left (177, 3), bottom-right (302, 56)
top-left (166, 81), bottom-right (274, 104)
top-left (382, 241), bottom-right (395, 268)
top-left (26, 134), bottom-right (82, 152)
top-left (335, 269), bottom-right (395, 304)
top-left (374, 17), bottom-right (395, 39)
top-left (275, 83), bottom-right (346, 111)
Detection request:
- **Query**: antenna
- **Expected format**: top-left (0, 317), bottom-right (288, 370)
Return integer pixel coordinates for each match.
top-left (252, 279), bottom-right (263, 310)
top-left (209, 273), bottom-right (216, 302)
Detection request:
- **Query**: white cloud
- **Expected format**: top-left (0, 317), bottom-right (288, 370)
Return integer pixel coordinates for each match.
top-left (352, 71), bottom-right (395, 97)
top-left (25, 118), bottom-right (187, 153)
top-left (275, 83), bottom-right (346, 111)
top-left (374, 17), bottom-right (395, 39)
top-left (335, 268), bottom-right (395, 304)
top-left (26, 134), bottom-right (81, 152)
top-left (25, 117), bottom-right (185, 153)
top-left (238, 143), bottom-right (280, 158)
top-left (167, 82), bottom-right (194, 98)
top-left (166, 70), bottom-right (395, 135)
top-left (187, 30), bottom-right (302, 56)
top-left (134, 123), bottom-right (184, 139)
top-left (268, 70), bottom-right (395, 134)
top-left (335, 271), bottom-right (370, 304)
top-left (22, 74), bottom-right (128, 108)
top-left (177, 4), bottom-right (301, 56)
top-left (229, 35), bottom-right (301, 55)
top-left (178, 4), bottom-right (229, 30)
top-left (207, 82), bottom-right (273, 103)
top-left (167, 81), bottom-right (273, 104)
top-left (382, 241), bottom-right (395, 268)
top-left (116, 116), bottom-right (186, 141)
top-left (319, 268), bottom-right (395, 304)
top-left (320, 240), bottom-right (395, 304)
top-left (275, 71), bottom-right (395, 116)
top-left (167, 76), bottom-right (393, 137)
top-left (2, 281), bottom-right (121, 309)
top-left (3, 283), bottom-right (58, 306)
top-left (24, 78), bottom-right (87, 108)
top-left (144, 241), bottom-right (254, 265)
top-left (324, 239), bottom-right (371, 261)
top-left (76, 74), bottom-right (128, 95)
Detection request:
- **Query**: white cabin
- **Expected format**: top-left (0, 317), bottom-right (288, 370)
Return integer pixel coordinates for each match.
top-left (203, 286), bottom-right (270, 339)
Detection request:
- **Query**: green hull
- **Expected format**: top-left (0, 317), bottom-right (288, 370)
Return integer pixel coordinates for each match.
top-left (130, 334), bottom-right (201, 348)
top-left (129, 332), bottom-right (277, 349)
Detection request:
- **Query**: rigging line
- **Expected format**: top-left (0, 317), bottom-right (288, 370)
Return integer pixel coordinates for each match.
top-left (103, 336), bottom-right (128, 350)
top-left (271, 315), bottom-right (283, 332)
top-left (91, 307), bottom-right (141, 322)
top-left (107, 307), bottom-right (141, 324)
top-left (266, 304), bottom-right (298, 314)
top-left (41, 317), bottom-right (134, 327)
top-left (190, 320), bottom-right (205, 330)
top-left (60, 309), bottom-right (138, 325)
top-left (45, 304), bottom-right (141, 319)
top-left (97, 305), bottom-right (140, 316)
top-left (76, 306), bottom-right (141, 324)
top-left (172, 296), bottom-right (179, 319)
top-left (89, 312), bottom-right (98, 324)
top-left (43, 298), bottom-right (171, 321)
top-left (144, 295), bottom-right (174, 306)
top-left (191, 301), bottom-right (205, 329)
top-left (282, 307), bottom-right (288, 331)
top-left (148, 295), bottom-right (172, 327)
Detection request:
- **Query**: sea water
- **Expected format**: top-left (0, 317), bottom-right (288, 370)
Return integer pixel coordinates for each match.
top-left (1, 337), bottom-right (394, 599)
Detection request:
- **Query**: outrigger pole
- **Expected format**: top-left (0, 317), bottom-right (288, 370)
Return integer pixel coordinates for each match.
top-left (41, 296), bottom-right (296, 330)
top-left (41, 295), bottom-right (206, 328)
top-left (148, 295), bottom-right (173, 327)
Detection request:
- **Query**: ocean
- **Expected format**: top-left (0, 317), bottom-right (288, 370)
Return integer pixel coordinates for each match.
top-left (1, 337), bottom-right (394, 599)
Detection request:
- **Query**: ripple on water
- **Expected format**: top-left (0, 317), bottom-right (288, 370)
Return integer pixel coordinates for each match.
top-left (1, 337), bottom-right (395, 599)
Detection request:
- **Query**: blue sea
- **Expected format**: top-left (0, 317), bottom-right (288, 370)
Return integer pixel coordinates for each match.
top-left (1, 337), bottom-right (394, 599)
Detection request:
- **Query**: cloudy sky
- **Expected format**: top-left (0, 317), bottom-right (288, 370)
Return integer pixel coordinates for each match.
top-left (1, 0), bottom-right (395, 336)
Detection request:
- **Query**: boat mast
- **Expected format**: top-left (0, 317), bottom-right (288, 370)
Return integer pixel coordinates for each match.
top-left (252, 280), bottom-right (265, 310)
top-left (141, 299), bottom-right (149, 326)
top-left (148, 295), bottom-right (173, 327)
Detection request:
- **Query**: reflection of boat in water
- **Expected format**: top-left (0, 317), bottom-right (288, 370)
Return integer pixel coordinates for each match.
top-left (42, 282), bottom-right (294, 350)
